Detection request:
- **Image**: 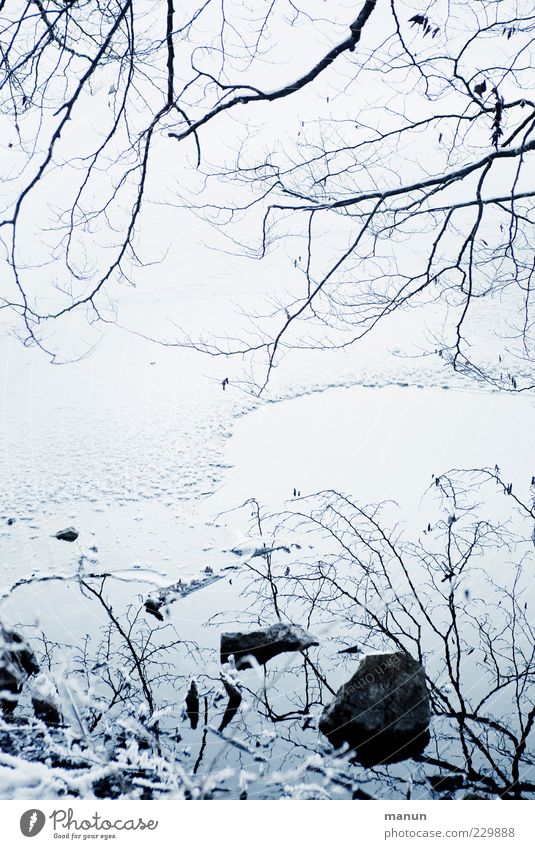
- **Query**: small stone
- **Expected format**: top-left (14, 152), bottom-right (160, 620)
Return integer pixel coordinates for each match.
top-left (144, 599), bottom-right (164, 621)
top-left (55, 527), bottom-right (78, 542)
top-left (219, 677), bottom-right (242, 732)
top-left (185, 680), bottom-right (199, 729)
top-left (221, 623), bottom-right (319, 669)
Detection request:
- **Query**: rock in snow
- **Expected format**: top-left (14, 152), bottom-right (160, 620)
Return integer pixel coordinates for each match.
top-left (55, 527), bottom-right (79, 542)
top-left (32, 697), bottom-right (62, 727)
top-left (319, 651), bottom-right (430, 765)
top-left (144, 598), bottom-right (164, 622)
top-left (218, 675), bottom-right (242, 732)
top-left (185, 680), bottom-right (200, 730)
top-left (144, 573), bottom-right (224, 620)
top-left (220, 623), bottom-right (319, 669)
top-left (0, 626), bottom-right (39, 715)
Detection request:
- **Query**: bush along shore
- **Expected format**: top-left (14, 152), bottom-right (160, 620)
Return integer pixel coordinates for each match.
top-left (1, 468), bottom-right (534, 800)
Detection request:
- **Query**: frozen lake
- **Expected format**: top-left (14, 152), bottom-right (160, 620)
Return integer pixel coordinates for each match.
top-left (1, 274), bottom-right (534, 596)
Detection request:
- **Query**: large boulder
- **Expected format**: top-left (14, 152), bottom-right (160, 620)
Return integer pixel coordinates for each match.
top-left (319, 651), bottom-right (430, 765)
top-left (220, 623), bottom-right (319, 669)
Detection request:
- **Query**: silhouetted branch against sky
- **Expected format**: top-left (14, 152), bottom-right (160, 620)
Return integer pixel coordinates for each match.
top-left (1, 1), bottom-right (535, 390)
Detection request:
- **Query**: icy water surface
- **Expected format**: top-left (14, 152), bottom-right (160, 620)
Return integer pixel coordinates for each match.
top-left (2, 293), bottom-right (527, 595)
